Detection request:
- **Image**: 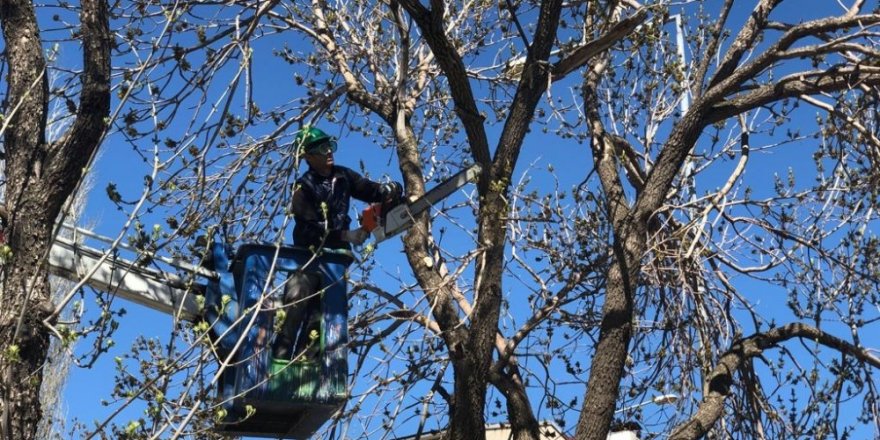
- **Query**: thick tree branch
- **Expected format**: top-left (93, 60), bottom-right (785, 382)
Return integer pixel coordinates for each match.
top-left (551, 7), bottom-right (647, 81)
top-left (670, 322), bottom-right (880, 440)
top-left (635, 62), bottom-right (879, 229)
top-left (629, 110), bottom-right (706, 227)
top-left (46, 0), bottom-right (111, 195)
top-left (472, 0), bottom-right (563, 385)
top-left (583, 74), bottom-right (631, 229)
top-left (398, 0), bottom-right (492, 171)
top-left (393, 124), bottom-right (466, 347)
top-left (0, 0), bottom-right (49, 209)
top-left (776, 40), bottom-right (880, 62)
top-left (491, 366), bottom-right (541, 440)
top-left (635, 11), bottom-right (880, 226)
top-left (574, 30), bottom-right (639, 440)
top-left (576, 10), bottom-right (879, 440)
top-left (707, 68), bottom-right (880, 124)
top-left (692, 0), bottom-right (734, 100)
top-left (396, 1), bottom-right (566, 438)
top-left (0, 2), bottom-right (110, 439)
top-left (707, 0), bottom-right (783, 90)
top-left (707, 13), bottom-right (880, 100)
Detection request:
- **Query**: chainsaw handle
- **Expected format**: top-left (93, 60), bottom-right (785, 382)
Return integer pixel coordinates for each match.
top-left (360, 203), bottom-right (382, 233)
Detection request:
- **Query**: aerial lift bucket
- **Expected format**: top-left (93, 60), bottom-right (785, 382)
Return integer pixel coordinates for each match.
top-left (205, 242), bottom-right (353, 439)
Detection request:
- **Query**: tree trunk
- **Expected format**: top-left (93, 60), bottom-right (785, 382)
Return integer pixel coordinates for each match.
top-left (497, 368), bottom-right (540, 440)
top-left (0, 1), bottom-right (52, 436)
top-left (0, 221), bottom-right (54, 440)
top-left (573, 240), bottom-right (637, 440)
top-left (0, 1), bottom-right (110, 438)
top-left (448, 358), bottom-right (488, 440)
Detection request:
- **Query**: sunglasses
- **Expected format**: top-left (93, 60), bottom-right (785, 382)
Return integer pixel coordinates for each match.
top-left (305, 140), bottom-right (337, 155)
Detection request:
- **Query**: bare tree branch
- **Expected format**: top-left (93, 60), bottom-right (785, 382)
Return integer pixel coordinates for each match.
top-left (398, 0), bottom-right (493, 170)
top-left (708, 68), bottom-right (880, 124)
top-left (692, 0), bottom-right (734, 100)
top-left (707, 0), bottom-right (784, 90)
top-left (551, 7), bottom-right (648, 81)
top-left (670, 322), bottom-right (880, 440)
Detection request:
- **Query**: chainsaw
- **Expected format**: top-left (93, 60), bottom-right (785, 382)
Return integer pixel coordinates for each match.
top-left (360, 164), bottom-right (482, 243)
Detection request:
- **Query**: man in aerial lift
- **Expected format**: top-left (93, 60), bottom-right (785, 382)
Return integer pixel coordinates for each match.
top-left (273, 126), bottom-right (403, 359)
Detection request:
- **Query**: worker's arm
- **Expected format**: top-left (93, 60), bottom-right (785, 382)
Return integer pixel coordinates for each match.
top-left (345, 168), bottom-right (402, 205)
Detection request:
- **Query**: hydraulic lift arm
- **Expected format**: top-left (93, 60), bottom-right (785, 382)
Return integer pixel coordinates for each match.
top-left (47, 228), bottom-right (205, 321)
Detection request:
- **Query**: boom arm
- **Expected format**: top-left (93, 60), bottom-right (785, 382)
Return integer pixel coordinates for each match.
top-left (48, 230), bottom-right (204, 321)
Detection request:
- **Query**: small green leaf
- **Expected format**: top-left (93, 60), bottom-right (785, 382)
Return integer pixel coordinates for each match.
top-left (194, 295), bottom-right (206, 312)
top-left (0, 244), bottom-right (13, 264)
top-left (274, 310), bottom-right (287, 333)
top-left (213, 407), bottom-right (227, 423)
top-left (4, 345), bottom-right (20, 362)
top-left (193, 321), bottom-right (209, 334)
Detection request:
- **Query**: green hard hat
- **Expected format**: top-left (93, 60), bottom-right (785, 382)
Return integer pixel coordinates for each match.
top-left (294, 126), bottom-right (334, 154)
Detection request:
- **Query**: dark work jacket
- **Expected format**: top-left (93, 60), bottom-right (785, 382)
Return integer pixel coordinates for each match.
top-left (291, 165), bottom-right (386, 250)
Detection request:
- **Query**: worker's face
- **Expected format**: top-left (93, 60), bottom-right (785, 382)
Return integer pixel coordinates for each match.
top-left (304, 140), bottom-right (336, 174)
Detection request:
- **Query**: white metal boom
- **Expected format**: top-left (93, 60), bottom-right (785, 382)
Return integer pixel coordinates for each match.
top-left (48, 229), bottom-right (203, 321)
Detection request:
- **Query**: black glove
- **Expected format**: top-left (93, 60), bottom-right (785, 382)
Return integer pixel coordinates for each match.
top-left (380, 181), bottom-right (403, 204)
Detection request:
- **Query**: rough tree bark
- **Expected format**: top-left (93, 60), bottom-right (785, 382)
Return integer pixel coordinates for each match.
top-left (574, 3), bottom-right (880, 439)
top-left (0, 1), bottom-right (110, 439)
top-left (395, 0), bottom-right (563, 437)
